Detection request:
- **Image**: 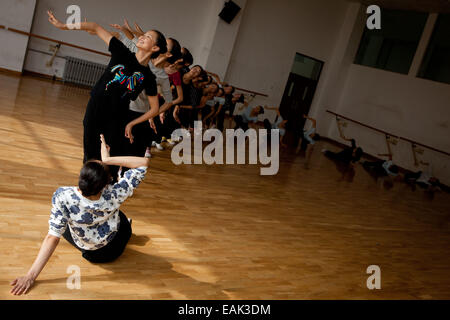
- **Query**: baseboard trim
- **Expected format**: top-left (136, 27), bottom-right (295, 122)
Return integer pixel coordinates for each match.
top-left (0, 67), bottom-right (22, 77)
top-left (22, 70), bottom-right (63, 81)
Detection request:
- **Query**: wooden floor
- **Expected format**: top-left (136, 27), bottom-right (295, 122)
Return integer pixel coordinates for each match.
top-left (0, 73), bottom-right (449, 300)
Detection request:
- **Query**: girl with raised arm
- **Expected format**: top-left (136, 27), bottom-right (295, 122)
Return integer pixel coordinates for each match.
top-left (47, 11), bottom-right (165, 171)
top-left (10, 135), bottom-right (150, 295)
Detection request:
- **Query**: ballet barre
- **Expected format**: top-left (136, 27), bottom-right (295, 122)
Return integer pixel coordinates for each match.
top-left (326, 110), bottom-right (450, 159)
top-left (0, 25), bottom-right (110, 57)
top-left (231, 86), bottom-right (268, 98)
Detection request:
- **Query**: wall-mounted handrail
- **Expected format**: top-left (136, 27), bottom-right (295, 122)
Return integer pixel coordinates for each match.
top-left (1, 24), bottom-right (268, 97)
top-left (1, 25), bottom-right (110, 57)
top-left (233, 86), bottom-right (268, 97)
top-left (326, 109), bottom-right (450, 157)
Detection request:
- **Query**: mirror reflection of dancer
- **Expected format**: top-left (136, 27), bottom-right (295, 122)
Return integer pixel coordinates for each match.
top-left (234, 104), bottom-right (264, 131)
top-left (322, 134), bottom-right (363, 167)
top-left (404, 161), bottom-right (441, 191)
top-left (262, 106), bottom-right (288, 148)
top-left (363, 153), bottom-right (399, 178)
top-left (296, 115), bottom-right (321, 167)
top-left (10, 135), bottom-right (149, 296)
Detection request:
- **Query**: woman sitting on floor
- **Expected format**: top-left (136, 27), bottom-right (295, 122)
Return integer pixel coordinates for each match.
top-left (10, 135), bottom-right (149, 295)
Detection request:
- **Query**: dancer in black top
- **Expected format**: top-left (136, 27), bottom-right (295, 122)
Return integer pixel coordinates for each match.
top-left (322, 137), bottom-right (363, 165)
top-left (47, 11), bottom-right (166, 169)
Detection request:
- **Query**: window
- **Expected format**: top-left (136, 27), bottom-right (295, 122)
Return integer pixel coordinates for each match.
top-left (291, 53), bottom-right (322, 81)
top-left (418, 14), bottom-right (450, 85)
top-left (354, 9), bottom-right (428, 74)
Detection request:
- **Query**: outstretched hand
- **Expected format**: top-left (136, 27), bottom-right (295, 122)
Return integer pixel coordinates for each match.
top-left (47, 10), bottom-right (66, 30)
top-left (125, 123), bottom-right (135, 144)
top-left (110, 23), bottom-right (122, 30)
top-left (173, 109), bottom-right (181, 124)
top-left (123, 19), bottom-right (132, 31)
top-left (10, 275), bottom-right (34, 295)
top-left (149, 119), bottom-right (157, 134)
top-left (134, 22), bottom-right (145, 36)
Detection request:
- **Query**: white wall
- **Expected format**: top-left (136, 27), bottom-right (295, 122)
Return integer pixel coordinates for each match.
top-left (23, 0), bottom-right (220, 77)
top-left (205, 0), bottom-right (247, 80)
top-left (0, 0), bottom-right (36, 72)
top-left (224, 0), bottom-right (350, 108)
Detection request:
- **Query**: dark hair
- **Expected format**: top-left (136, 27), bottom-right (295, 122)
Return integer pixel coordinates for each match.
top-left (198, 69), bottom-right (208, 82)
top-left (217, 87), bottom-right (224, 96)
top-left (390, 165), bottom-right (399, 174)
top-left (313, 133), bottom-right (321, 141)
top-left (150, 29), bottom-right (167, 59)
top-left (257, 105), bottom-right (264, 115)
top-left (429, 177), bottom-right (440, 186)
top-left (182, 47), bottom-right (193, 65)
top-left (78, 161), bottom-right (111, 197)
top-left (192, 64), bottom-right (204, 74)
top-left (208, 83), bottom-right (219, 94)
top-left (167, 37), bottom-right (182, 64)
top-left (354, 147), bottom-right (363, 161)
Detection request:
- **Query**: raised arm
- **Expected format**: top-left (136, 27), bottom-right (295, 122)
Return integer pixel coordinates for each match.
top-left (207, 71), bottom-right (223, 85)
top-left (172, 85), bottom-right (184, 106)
top-left (110, 19), bottom-right (134, 40)
top-left (306, 115), bottom-right (317, 128)
top-left (100, 134), bottom-right (149, 168)
top-left (195, 96), bottom-right (210, 109)
top-left (47, 11), bottom-right (112, 46)
top-left (10, 234), bottom-right (60, 295)
top-left (133, 22), bottom-right (145, 37)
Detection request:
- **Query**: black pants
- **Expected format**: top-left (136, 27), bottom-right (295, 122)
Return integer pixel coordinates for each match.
top-left (83, 99), bottom-right (103, 163)
top-left (127, 110), bottom-right (152, 157)
top-left (363, 160), bottom-right (387, 176)
top-left (179, 108), bottom-right (194, 129)
top-left (164, 107), bottom-right (181, 138)
top-left (216, 106), bottom-right (227, 132)
top-left (324, 150), bottom-right (353, 164)
top-left (405, 171), bottom-right (421, 181)
top-left (234, 115), bottom-right (249, 131)
top-left (83, 99), bottom-right (131, 181)
top-left (63, 211), bottom-right (132, 263)
top-left (201, 106), bottom-right (215, 127)
top-left (151, 113), bottom-right (174, 144)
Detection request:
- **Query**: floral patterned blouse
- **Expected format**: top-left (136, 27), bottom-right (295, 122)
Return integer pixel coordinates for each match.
top-left (48, 167), bottom-right (147, 250)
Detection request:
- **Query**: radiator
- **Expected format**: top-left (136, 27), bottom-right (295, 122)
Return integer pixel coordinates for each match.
top-left (63, 56), bottom-right (107, 87)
